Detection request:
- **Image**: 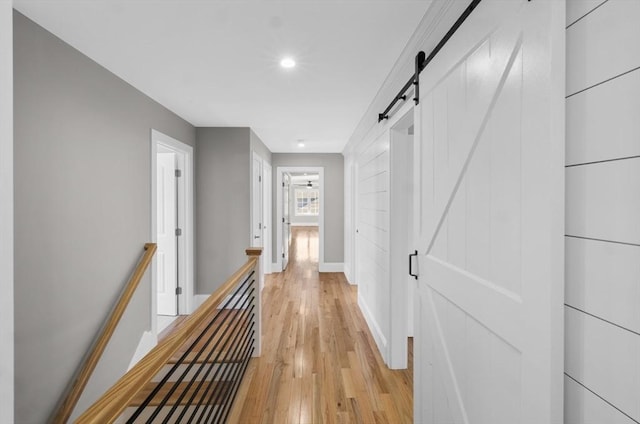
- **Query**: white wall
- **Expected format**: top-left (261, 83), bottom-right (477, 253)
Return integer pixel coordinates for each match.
top-left (353, 128), bottom-right (391, 359)
top-left (343, 155), bottom-right (356, 283)
top-left (342, 0), bottom-right (476, 366)
top-left (342, 0), bottom-right (470, 291)
top-left (565, 1), bottom-right (640, 422)
top-left (0, 2), bottom-right (13, 423)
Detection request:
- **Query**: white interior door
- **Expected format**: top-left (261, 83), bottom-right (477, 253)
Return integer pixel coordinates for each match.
top-left (157, 152), bottom-right (177, 316)
top-left (413, 1), bottom-right (564, 423)
top-left (282, 173), bottom-right (291, 270)
top-left (252, 154), bottom-right (263, 248)
top-left (262, 162), bottom-right (272, 274)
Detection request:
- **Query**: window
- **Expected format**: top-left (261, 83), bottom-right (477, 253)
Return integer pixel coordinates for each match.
top-left (295, 188), bottom-right (319, 216)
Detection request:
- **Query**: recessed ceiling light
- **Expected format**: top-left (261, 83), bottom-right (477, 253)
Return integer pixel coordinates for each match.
top-left (280, 57), bottom-right (296, 69)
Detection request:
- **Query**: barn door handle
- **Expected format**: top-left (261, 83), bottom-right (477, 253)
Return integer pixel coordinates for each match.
top-left (409, 250), bottom-right (418, 280)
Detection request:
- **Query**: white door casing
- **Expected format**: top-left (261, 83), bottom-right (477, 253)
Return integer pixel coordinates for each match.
top-left (282, 173), bottom-right (291, 271)
top-left (413, 1), bottom-right (564, 423)
top-left (251, 153), bottom-right (264, 286)
top-left (389, 110), bottom-right (415, 367)
top-left (252, 153), bottom-right (263, 248)
top-left (150, 129), bottom-right (194, 331)
top-left (275, 167), bottom-right (325, 272)
top-left (156, 152), bottom-right (177, 316)
top-left (262, 162), bottom-right (272, 275)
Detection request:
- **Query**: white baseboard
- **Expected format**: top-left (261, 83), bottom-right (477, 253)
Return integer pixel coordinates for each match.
top-left (357, 293), bottom-right (388, 362)
top-left (319, 262), bottom-right (344, 273)
top-left (128, 330), bottom-right (157, 370)
top-left (290, 223), bottom-right (319, 227)
top-left (343, 265), bottom-right (355, 284)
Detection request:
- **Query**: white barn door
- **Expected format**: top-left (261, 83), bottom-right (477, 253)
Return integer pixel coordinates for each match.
top-left (413, 1), bottom-right (564, 423)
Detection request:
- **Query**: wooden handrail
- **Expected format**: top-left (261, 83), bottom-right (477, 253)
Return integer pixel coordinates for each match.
top-left (50, 243), bottom-right (157, 424)
top-left (75, 249), bottom-right (262, 424)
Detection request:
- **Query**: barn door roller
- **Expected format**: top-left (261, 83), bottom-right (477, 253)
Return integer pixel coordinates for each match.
top-left (378, 0), bottom-right (483, 122)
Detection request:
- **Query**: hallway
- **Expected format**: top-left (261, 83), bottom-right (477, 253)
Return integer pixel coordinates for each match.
top-left (230, 227), bottom-right (412, 423)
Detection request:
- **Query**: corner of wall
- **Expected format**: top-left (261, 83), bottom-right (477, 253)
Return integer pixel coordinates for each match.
top-left (0, 3), bottom-right (13, 423)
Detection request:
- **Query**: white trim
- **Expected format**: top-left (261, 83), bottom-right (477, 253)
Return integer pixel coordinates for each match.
top-left (388, 108), bottom-right (414, 369)
top-left (276, 166), bottom-right (325, 272)
top-left (343, 264), bottom-right (355, 285)
top-left (290, 223), bottom-right (319, 227)
top-left (318, 262), bottom-right (344, 273)
top-left (358, 292), bottom-right (388, 360)
top-left (127, 331), bottom-right (156, 370)
top-left (251, 152), bottom-right (273, 281)
top-left (262, 161), bottom-right (272, 275)
top-left (0, 4), bottom-right (13, 422)
top-left (150, 130), bottom-right (195, 338)
top-left (271, 262), bottom-right (282, 273)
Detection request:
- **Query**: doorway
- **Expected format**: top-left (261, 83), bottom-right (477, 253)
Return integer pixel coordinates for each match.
top-left (389, 110), bottom-right (414, 369)
top-left (151, 130), bottom-right (194, 335)
top-left (251, 152), bottom-right (271, 288)
top-left (282, 172), bottom-right (291, 271)
top-left (275, 167), bottom-right (325, 272)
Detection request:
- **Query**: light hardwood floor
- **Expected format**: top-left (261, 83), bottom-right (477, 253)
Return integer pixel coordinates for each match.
top-left (229, 227), bottom-right (413, 423)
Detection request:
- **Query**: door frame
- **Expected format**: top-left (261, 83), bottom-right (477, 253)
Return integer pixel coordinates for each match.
top-left (275, 166), bottom-right (325, 272)
top-left (389, 107), bottom-right (415, 369)
top-left (353, 97), bottom-right (414, 367)
top-left (150, 129), bottom-right (194, 335)
top-left (282, 172), bottom-right (291, 271)
top-left (262, 161), bottom-right (272, 275)
top-left (251, 151), bottom-right (264, 288)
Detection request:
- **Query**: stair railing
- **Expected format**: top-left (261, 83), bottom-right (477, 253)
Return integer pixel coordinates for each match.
top-left (75, 247), bottom-right (262, 424)
top-left (51, 243), bottom-right (157, 424)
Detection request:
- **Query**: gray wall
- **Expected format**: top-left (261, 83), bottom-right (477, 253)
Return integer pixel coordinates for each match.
top-left (13, 12), bottom-right (196, 422)
top-left (271, 154), bottom-right (344, 264)
top-left (0, 4), bottom-right (13, 423)
top-left (564, 2), bottom-right (640, 423)
top-left (249, 128), bottom-right (272, 164)
top-left (196, 127), bottom-right (251, 294)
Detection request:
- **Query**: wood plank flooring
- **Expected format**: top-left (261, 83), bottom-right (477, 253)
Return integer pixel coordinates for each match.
top-left (228, 227), bottom-right (412, 423)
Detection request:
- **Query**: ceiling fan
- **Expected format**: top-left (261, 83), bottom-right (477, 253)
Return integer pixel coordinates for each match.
top-left (292, 180), bottom-right (318, 188)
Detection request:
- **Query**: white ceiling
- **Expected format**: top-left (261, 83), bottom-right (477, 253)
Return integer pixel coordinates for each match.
top-left (290, 173), bottom-right (319, 181)
top-left (13, 0), bottom-right (432, 153)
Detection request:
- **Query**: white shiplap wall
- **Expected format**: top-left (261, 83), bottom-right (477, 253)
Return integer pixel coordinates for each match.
top-left (354, 130), bottom-right (391, 358)
top-left (342, 0), bottom-right (472, 366)
top-left (565, 1), bottom-right (640, 423)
